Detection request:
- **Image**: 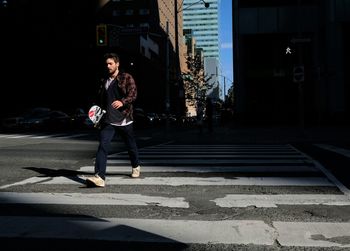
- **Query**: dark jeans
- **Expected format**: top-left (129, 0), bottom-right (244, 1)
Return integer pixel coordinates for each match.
top-left (94, 123), bottom-right (140, 180)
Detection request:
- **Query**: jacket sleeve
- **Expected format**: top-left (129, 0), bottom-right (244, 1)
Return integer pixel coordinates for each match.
top-left (121, 73), bottom-right (137, 105)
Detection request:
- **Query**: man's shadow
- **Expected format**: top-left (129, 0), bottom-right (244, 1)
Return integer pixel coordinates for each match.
top-left (23, 167), bottom-right (91, 185)
top-left (23, 167), bottom-right (130, 187)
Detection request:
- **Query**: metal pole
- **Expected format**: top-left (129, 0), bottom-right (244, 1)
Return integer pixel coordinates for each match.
top-left (175, 0), bottom-right (179, 75)
top-left (297, 0), bottom-right (305, 129)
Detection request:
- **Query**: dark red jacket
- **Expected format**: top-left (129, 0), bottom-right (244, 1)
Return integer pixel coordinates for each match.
top-left (98, 72), bottom-right (137, 122)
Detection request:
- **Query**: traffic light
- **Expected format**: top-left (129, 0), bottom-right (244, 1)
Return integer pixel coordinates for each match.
top-left (96, 24), bottom-right (107, 46)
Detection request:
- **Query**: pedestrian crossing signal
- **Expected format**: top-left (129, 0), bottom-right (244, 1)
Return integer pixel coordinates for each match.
top-left (96, 24), bottom-right (107, 46)
top-left (293, 65), bottom-right (304, 83)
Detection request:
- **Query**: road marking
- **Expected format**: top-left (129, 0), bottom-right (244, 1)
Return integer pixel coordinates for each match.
top-left (138, 150), bottom-right (301, 154)
top-left (314, 143), bottom-right (350, 158)
top-left (30, 133), bottom-right (68, 138)
top-left (79, 165), bottom-right (318, 173)
top-left (0, 177), bottom-right (51, 189)
top-left (42, 176), bottom-right (334, 187)
top-left (0, 192), bottom-right (188, 208)
top-left (107, 159), bottom-right (311, 164)
top-left (274, 221), bottom-right (350, 247)
top-left (2, 191), bottom-right (347, 208)
top-left (0, 133), bottom-right (91, 139)
top-left (118, 154), bottom-right (306, 158)
top-left (1, 216), bottom-right (349, 247)
top-left (6, 134), bottom-right (34, 139)
top-left (143, 144), bottom-right (294, 149)
top-left (291, 145), bottom-right (350, 197)
top-left (0, 134), bottom-right (21, 138)
top-left (0, 133), bottom-right (148, 140)
top-left (213, 194), bottom-right (350, 207)
top-left (0, 217), bottom-right (276, 245)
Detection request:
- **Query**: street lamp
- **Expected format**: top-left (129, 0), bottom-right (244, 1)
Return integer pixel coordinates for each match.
top-left (177, 0), bottom-right (210, 13)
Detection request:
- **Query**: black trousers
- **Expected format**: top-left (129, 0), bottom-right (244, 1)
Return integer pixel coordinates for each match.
top-left (94, 123), bottom-right (140, 180)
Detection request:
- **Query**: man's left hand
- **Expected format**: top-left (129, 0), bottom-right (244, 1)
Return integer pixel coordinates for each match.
top-left (111, 100), bottom-right (123, 109)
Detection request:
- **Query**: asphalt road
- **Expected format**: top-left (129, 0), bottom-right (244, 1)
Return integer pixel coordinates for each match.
top-left (0, 125), bottom-right (350, 250)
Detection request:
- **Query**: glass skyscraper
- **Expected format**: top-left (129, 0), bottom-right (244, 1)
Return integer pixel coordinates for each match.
top-left (182, 0), bottom-right (220, 59)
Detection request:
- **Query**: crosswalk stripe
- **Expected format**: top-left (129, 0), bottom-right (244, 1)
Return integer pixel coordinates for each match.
top-left (0, 216), bottom-right (277, 245)
top-left (0, 192), bottom-right (350, 208)
top-left (0, 132), bottom-right (91, 139)
top-left (42, 176), bottom-right (334, 187)
top-left (274, 221), bottom-right (350, 247)
top-left (213, 194), bottom-right (350, 207)
top-left (2, 191), bottom-right (347, 207)
top-left (0, 132), bottom-right (150, 140)
top-left (0, 192), bottom-right (189, 207)
top-left (112, 154), bottom-right (306, 158)
top-left (0, 134), bottom-right (22, 138)
top-left (138, 151), bottom-right (302, 155)
top-left (6, 134), bottom-right (34, 139)
top-left (109, 144), bottom-right (313, 166)
top-left (1, 216), bottom-right (349, 247)
top-left (143, 144), bottom-right (293, 148)
top-left (108, 159), bottom-right (312, 164)
top-left (79, 165), bottom-right (318, 173)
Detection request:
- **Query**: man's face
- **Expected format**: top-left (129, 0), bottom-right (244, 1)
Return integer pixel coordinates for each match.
top-left (106, 58), bottom-right (119, 75)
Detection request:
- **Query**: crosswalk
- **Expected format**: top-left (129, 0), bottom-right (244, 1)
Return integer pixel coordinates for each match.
top-left (1, 143), bottom-right (350, 249)
top-left (0, 132), bottom-right (92, 140)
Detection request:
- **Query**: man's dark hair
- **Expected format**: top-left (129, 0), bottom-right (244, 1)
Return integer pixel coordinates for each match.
top-left (104, 52), bottom-right (120, 63)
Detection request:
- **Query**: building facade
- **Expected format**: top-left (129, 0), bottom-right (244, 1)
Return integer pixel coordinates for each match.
top-left (0, 0), bottom-right (189, 117)
top-left (233, 0), bottom-right (350, 126)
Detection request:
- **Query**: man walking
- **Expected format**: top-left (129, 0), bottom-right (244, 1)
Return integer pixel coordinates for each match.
top-left (86, 53), bottom-right (141, 187)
